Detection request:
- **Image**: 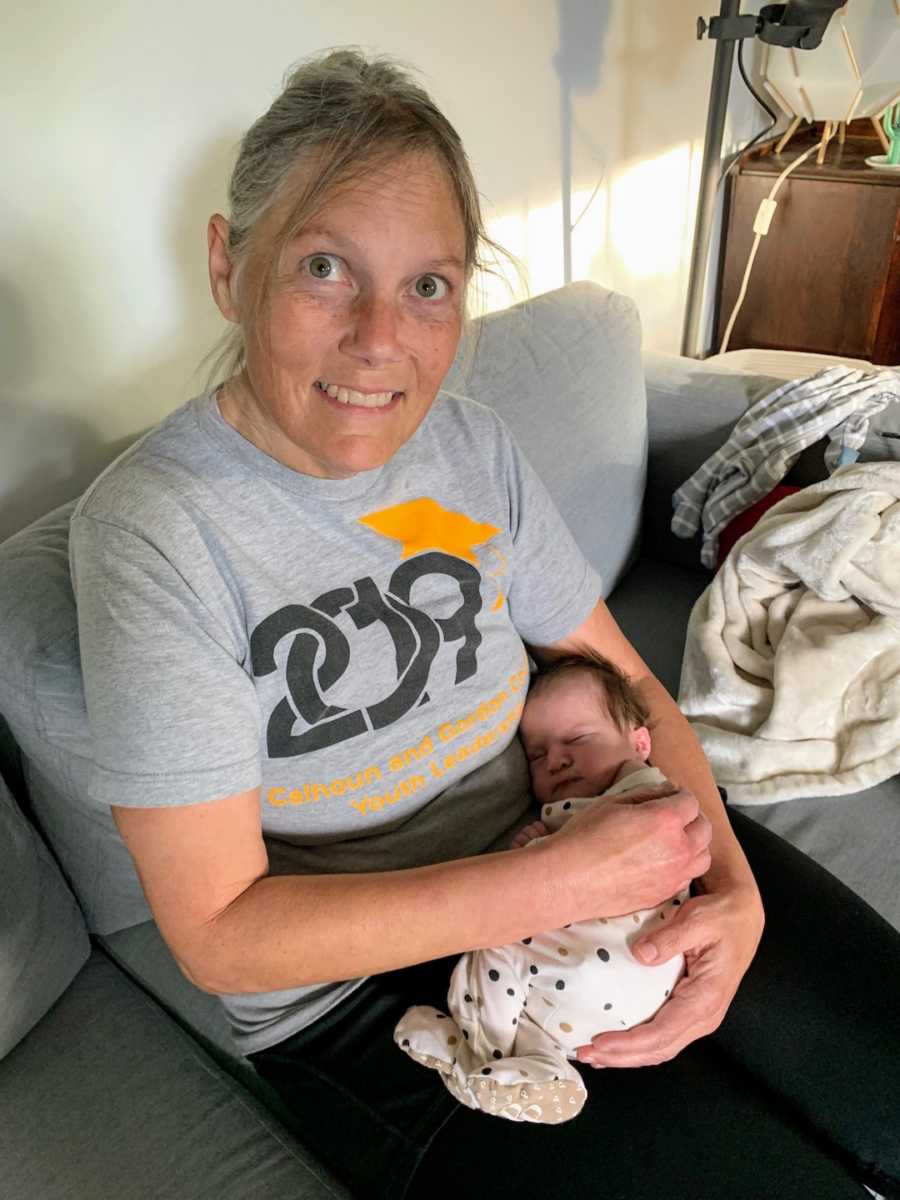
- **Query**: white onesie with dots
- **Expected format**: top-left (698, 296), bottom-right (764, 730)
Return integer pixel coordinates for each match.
top-left (394, 766), bottom-right (688, 1124)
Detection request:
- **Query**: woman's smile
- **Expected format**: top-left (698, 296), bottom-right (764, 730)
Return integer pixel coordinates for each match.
top-left (313, 378), bottom-right (402, 410)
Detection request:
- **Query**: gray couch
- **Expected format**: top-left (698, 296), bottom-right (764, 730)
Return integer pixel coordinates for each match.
top-left (2, 282), bottom-right (897, 1198)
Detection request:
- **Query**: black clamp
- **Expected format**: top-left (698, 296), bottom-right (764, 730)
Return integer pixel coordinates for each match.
top-left (697, 3), bottom-right (842, 50)
top-left (696, 13), bottom-right (760, 42)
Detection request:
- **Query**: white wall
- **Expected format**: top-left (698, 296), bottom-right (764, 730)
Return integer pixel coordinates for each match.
top-left (3, 0), bottom-right (758, 539)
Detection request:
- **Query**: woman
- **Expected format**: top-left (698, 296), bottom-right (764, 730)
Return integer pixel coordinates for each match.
top-left (71, 50), bottom-right (899, 1200)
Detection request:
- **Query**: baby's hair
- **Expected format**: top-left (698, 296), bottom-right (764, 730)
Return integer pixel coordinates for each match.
top-left (528, 650), bottom-right (651, 734)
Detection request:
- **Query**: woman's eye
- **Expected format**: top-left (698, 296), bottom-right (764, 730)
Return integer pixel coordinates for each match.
top-left (414, 274), bottom-right (448, 300)
top-left (304, 254), bottom-right (343, 281)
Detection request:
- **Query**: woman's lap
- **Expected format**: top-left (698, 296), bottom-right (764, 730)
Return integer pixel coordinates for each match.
top-left (709, 809), bottom-right (900, 1198)
top-left (248, 957), bottom-right (461, 1199)
top-left (249, 809), bottom-right (900, 1200)
top-left (409, 1039), bottom-right (865, 1200)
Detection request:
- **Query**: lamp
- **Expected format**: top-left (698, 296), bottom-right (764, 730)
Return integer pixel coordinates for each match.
top-left (762, 1), bottom-right (900, 137)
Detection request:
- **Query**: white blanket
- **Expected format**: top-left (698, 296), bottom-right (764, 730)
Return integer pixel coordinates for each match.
top-left (677, 463), bottom-right (900, 804)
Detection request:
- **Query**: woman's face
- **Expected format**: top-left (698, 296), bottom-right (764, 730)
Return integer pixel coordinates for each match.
top-left (219, 152), bottom-right (468, 478)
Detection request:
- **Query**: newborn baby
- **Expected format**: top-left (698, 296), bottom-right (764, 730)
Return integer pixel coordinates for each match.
top-left (394, 652), bottom-right (689, 1124)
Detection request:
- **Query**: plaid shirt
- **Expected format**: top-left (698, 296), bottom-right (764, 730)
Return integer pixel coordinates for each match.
top-left (671, 366), bottom-right (900, 569)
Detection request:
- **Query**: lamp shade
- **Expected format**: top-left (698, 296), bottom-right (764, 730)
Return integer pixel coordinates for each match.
top-left (761, 0), bottom-right (900, 124)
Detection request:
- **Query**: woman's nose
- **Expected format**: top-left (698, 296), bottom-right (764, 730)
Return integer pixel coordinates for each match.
top-left (341, 292), bottom-right (403, 366)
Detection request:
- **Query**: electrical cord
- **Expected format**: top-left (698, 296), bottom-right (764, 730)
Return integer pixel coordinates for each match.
top-left (569, 113), bottom-right (607, 234)
top-left (718, 128), bottom-right (829, 354)
top-left (718, 39), bottom-right (781, 190)
top-left (570, 178), bottom-right (604, 232)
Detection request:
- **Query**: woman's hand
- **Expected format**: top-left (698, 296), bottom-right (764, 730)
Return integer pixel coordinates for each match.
top-left (545, 783), bottom-right (713, 919)
top-left (575, 879), bottom-right (765, 1068)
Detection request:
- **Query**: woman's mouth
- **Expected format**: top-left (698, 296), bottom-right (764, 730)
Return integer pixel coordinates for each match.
top-left (314, 379), bottom-right (403, 409)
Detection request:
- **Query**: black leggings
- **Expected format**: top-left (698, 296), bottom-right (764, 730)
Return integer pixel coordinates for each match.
top-left (249, 809), bottom-right (900, 1200)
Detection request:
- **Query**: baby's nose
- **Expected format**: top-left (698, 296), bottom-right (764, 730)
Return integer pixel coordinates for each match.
top-left (547, 746), bottom-right (572, 772)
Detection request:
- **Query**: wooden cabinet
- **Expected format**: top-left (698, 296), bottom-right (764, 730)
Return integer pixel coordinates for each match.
top-left (715, 125), bottom-right (900, 364)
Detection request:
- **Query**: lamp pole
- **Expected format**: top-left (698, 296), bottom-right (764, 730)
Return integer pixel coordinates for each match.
top-left (681, 0), bottom-right (741, 358)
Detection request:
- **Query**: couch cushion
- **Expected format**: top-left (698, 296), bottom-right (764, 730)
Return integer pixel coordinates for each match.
top-left (605, 555), bottom-right (710, 699)
top-left (98, 919), bottom-right (250, 1085)
top-left (0, 771), bottom-right (90, 1060)
top-left (446, 281), bottom-right (648, 597)
top-left (0, 502), bottom-right (150, 933)
top-left (0, 947), bottom-right (347, 1199)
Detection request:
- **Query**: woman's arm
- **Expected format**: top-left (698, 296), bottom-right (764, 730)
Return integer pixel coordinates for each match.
top-left (112, 776), bottom-right (712, 995)
top-left (530, 596), bottom-right (765, 1067)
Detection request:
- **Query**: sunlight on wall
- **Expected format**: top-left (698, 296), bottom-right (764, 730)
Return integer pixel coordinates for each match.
top-left (478, 142), bottom-right (701, 353)
top-left (608, 144), bottom-right (693, 279)
top-left (479, 184), bottom-right (608, 315)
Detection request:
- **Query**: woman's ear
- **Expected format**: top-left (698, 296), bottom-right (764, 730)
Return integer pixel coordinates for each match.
top-left (207, 214), bottom-right (240, 322)
top-left (630, 725), bottom-right (652, 762)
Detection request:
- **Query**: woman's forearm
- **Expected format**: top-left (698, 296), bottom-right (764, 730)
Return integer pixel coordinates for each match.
top-left (193, 740), bottom-right (716, 995)
top-left (195, 839), bottom-right (567, 994)
top-left (635, 672), bottom-right (757, 895)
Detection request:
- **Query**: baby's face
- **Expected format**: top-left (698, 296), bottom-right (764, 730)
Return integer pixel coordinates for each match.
top-left (519, 672), bottom-right (650, 806)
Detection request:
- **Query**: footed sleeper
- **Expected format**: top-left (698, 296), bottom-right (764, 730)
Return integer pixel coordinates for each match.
top-left (395, 766), bottom-right (688, 1123)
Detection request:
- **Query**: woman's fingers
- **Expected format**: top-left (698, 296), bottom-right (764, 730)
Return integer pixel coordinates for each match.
top-left (550, 787), bottom-right (713, 916)
top-left (628, 788), bottom-right (713, 861)
top-left (576, 970), bottom-right (723, 1068)
top-left (631, 896), bottom-right (706, 965)
top-left (575, 887), bottom-right (764, 1068)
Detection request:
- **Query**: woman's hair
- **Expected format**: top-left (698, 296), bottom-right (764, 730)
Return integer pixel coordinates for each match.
top-left (528, 651), bottom-right (652, 734)
top-left (204, 47), bottom-right (516, 386)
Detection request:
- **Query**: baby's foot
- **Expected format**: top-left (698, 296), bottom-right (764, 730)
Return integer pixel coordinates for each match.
top-left (394, 1006), bottom-right (464, 1076)
top-left (467, 1072), bottom-right (587, 1124)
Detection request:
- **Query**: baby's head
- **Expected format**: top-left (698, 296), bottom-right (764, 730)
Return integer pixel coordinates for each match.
top-left (519, 652), bottom-right (651, 806)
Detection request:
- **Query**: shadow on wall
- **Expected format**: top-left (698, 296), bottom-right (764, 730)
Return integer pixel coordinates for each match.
top-left (0, 135), bottom-right (239, 543)
top-left (555, 0), bottom-right (612, 282)
top-left (555, 0), bottom-right (611, 94)
top-left (620, 1), bottom-right (708, 158)
top-left (478, 0), bottom-right (614, 310)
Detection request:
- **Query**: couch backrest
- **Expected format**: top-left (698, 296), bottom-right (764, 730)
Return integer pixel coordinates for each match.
top-left (446, 280), bottom-right (647, 594)
top-left (0, 280), bottom-right (647, 937)
top-left (0, 503), bottom-right (153, 933)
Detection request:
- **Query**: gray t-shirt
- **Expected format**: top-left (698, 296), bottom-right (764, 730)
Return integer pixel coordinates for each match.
top-left (70, 387), bottom-right (601, 1052)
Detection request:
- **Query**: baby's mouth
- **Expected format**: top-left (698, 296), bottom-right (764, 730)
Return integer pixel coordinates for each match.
top-left (551, 775), bottom-right (582, 798)
top-left (314, 378), bottom-right (403, 409)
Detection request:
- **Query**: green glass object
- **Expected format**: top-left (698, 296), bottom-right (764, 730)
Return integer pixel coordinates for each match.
top-left (884, 103), bottom-right (900, 166)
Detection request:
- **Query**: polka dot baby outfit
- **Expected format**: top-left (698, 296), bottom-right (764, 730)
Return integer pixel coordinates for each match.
top-left (394, 766), bottom-right (687, 1123)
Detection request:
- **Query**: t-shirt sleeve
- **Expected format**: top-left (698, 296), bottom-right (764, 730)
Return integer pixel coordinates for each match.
top-left (70, 512), bottom-right (262, 808)
top-left (500, 424), bottom-right (603, 647)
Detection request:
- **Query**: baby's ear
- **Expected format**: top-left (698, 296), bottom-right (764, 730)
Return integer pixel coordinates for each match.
top-left (630, 726), bottom-right (652, 761)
